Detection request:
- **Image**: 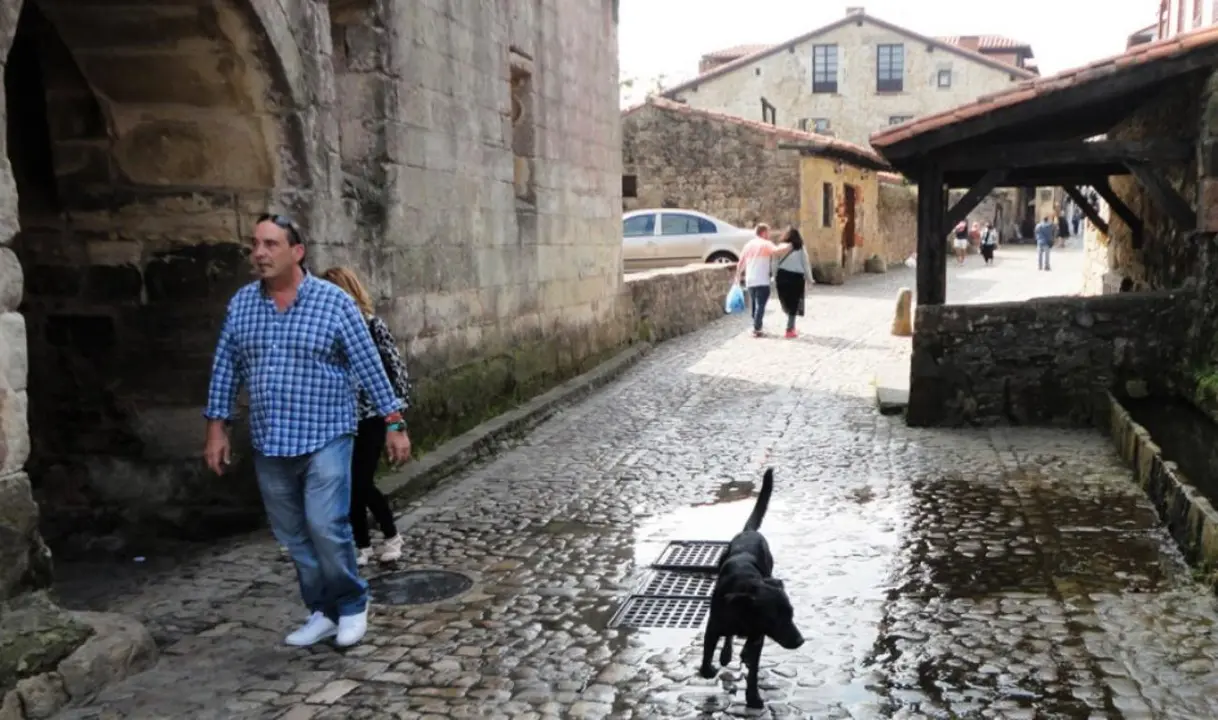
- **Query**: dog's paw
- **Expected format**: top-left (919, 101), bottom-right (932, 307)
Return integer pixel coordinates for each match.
top-left (698, 665), bottom-right (718, 680)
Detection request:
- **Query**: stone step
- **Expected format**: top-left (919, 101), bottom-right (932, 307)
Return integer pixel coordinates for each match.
top-left (874, 364), bottom-right (909, 417)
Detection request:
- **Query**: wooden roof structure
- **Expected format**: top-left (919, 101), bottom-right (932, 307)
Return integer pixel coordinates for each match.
top-left (867, 25), bottom-right (1218, 306)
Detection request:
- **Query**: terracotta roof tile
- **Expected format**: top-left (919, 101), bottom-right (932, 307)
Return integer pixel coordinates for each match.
top-left (870, 23), bottom-right (1218, 149)
top-left (936, 35), bottom-right (1031, 51)
top-left (701, 44), bottom-right (772, 61)
top-left (627, 97), bottom-right (891, 169)
top-left (660, 12), bottom-right (1036, 99)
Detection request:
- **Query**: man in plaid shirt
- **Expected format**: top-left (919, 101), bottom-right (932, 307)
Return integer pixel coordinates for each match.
top-left (203, 214), bottom-right (412, 649)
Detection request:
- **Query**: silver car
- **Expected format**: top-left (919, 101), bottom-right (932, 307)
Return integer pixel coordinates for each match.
top-left (622, 209), bottom-right (756, 272)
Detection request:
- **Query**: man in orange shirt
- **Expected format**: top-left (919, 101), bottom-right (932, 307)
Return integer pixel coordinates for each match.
top-left (737, 224), bottom-right (779, 337)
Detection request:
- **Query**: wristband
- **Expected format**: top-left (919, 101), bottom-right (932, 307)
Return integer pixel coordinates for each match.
top-left (387, 421), bottom-right (406, 433)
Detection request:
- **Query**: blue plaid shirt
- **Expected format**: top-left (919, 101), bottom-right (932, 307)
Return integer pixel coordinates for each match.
top-left (204, 273), bottom-right (403, 457)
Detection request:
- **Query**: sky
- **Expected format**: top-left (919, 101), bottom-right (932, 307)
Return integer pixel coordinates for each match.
top-left (619, 0), bottom-right (1157, 104)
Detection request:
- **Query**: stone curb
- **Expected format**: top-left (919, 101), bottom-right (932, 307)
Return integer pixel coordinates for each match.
top-left (377, 342), bottom-right (653, 507)
top-left (1107, 392), bottom-right (1218, 587)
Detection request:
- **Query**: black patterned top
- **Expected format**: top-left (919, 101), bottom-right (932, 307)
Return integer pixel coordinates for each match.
top-left (355, 315), bottom-right (412, 421)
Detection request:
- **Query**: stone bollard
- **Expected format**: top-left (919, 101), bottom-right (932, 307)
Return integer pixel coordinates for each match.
top-left (892, 287), bottom-right (913, 337)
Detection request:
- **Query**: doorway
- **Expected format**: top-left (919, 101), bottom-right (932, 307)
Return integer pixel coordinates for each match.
top-left (841, 184), bottom-right (858, 269)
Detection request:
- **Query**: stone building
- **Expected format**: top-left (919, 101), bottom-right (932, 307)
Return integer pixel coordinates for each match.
top-left (658, 8), bottom-right (1036, 147)
top-left (620, 97), bottom-right (910, 276)
top-left (0, 0), bottom-right (623, 604)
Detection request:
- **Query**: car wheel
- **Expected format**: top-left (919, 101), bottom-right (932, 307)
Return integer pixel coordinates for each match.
top-left (707, 252), bottom-right (737, 264)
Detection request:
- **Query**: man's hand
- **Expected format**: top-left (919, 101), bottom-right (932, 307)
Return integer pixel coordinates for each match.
top-left (204, 420), bottom-right (231, 475)
top-left (386, 429), bottom-right (412, 466)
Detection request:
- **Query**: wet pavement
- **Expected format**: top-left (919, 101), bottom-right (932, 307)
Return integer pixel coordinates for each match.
top-left (50, 243), bottom-right (1218, 719)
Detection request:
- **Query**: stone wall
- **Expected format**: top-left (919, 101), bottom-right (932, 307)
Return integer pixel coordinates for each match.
top-left (621, 100), bottom-right (802, 230)
top-left (665, 12), bottom-right (1030, 147)
top-left (0, 0), bottom-right (624, 588)
top-left (908, 291), bottom-right (1189, 427)
top-left (877, 180), bottom-right (916, 266)
top-left (625, 264), bottom-right (737, 343)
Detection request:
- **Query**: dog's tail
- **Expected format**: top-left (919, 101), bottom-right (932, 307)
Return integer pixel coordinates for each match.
top-left (744, 468), bottom-right (774, 532)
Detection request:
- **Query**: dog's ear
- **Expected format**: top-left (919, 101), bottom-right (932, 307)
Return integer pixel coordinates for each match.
top-left (725, 592), bottom-right (753, 611)
top-left (764, 577), bottom-right (786, 591)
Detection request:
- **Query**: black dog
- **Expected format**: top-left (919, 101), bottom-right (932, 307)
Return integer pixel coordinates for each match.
top-left (699, 468), bottom-right (804, 709)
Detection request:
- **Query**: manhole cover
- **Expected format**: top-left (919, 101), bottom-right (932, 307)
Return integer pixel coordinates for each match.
top-left (640, 570), bottom-right (716, 598)
top-left (367, 569), bottom-right (473, 606)
top-left (653, 541), bottom-right (728, 571)
top-left (609, 596), bottom-right (709, 629)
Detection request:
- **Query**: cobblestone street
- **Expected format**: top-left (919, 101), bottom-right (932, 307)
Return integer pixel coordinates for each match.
top-left (51, 243), bottom-right (1218, 720)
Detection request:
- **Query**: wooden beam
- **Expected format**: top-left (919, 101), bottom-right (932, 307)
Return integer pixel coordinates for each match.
top-left (1126, 161), bottom-right (1196, 230)
top-left (1062, 185), bottom-right (1108, 236)
top-left (945, 169), bottom-right (1007, 230)
top-left (916, 163), bottom-right (947, 306)
top-left (944, 167), bottom-right (1131, 190)
top-left (1092, 178), bottom-right (1144, 249)
top-left (939, 139), bottom-right (1194, 172)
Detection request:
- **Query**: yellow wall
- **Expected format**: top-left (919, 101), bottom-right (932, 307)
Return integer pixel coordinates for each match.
top-left (798, 155), bottom-right (880, 274)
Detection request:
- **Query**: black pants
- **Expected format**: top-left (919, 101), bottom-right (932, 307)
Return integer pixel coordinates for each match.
top-left (350, 417), bottom-right (397, 548)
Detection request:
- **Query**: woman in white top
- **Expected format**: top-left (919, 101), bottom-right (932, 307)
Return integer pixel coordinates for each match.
top-left (773, 227), bottom-right (811, 339)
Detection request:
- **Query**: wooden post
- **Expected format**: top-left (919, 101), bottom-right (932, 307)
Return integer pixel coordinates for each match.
top-left (916, 164), bottom-right (947, 306)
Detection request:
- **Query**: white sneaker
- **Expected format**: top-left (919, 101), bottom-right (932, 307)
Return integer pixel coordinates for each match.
top-left (356, 547), bottom-right (373, 567)
top-left (379, 535), bottom-right (403, 563)
top-left (285, 612), bottom-right (337, 647)
top-left (336, 609), bottom-right (368, 648)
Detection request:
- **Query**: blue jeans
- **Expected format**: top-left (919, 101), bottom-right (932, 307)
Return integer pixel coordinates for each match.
top-left (1037, 242), bottom-right (1052, 270)
top-left (748, 285), bottom-right (771, 332)
top-left (254, 434), bottom-right (368, 620)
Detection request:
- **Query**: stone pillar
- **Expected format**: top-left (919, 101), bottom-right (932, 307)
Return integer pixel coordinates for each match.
top-left (0, 165), bottom-right (43, 601)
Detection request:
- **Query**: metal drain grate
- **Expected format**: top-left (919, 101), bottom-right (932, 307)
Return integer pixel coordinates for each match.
top-left (609, 596), bottom-right (710, 629)
top-left (640, 570), bottom-right (716, 598)
top-left (653, 541), bottom-right (729, 571)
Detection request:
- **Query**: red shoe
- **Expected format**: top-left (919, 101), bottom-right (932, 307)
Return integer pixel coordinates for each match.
top-left (784, 329), bottom-right (797, 339)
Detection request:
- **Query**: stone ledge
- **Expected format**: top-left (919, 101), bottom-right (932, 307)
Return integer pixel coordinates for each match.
top-left (1108, 393), bottom-right (1218, 588)
top-left (0, 593), bottom-right (156, 720)
top-left (378, 342), bottom-right (652, 506)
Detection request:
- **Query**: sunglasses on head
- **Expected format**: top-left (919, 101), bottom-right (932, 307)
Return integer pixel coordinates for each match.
top-left (256, 213), bottom-right (304, 246)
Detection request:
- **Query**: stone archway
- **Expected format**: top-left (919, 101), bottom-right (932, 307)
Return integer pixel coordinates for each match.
top-left (0, 0), bottom-right (330, 586)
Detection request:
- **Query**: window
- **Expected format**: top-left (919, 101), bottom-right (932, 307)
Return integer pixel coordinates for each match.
top-left (821, 183), bottom-right (834, 228)
top-left (889, 115), bottom-right (913, 125)
top-left (760, 97), bottom-right (776, 125)
top-left (622, 174), bottom-right (638, 198)
top-left (623, 214), bottom-right (655, 237)
top-left (799, 118), bottom-right (831, 133)
top-left (937, 69), bottom-right (952, 88)
top-left (812, 44), bottom-right (838, 93)
top-left (877, 44), bottom-right (904, 92)
top-left (660, 213), bottom-right (714, 235)
top-left (510, 55), bottom-right (535, 205)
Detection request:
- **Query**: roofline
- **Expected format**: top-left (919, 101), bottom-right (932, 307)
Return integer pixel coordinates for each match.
top-left (625, 97), bottom-right (891, 169)
top-left (660, 12), bottom-right (1037, 98)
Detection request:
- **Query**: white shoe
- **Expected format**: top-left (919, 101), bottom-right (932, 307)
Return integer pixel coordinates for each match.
top-left (379, 535), bottom-right (403, 563)
top-left (356, 547), bottom-right (373, 567)
top-left (285, 612), bottom-right (337, 647)
top-left (336, 609), bottom-right (368, 648)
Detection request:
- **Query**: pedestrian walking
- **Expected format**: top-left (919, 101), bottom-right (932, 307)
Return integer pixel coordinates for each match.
top-left (203, 213), bottom-right (411, 649)
top-left (1035, 214), bottom-right (1055, 271)
top-left (773, 227), bottom-right (811, 339)
top-left (979, 222), bottom-right (998, 265)
top-left (952, 221), bottom-right (969, 265)
top-left (737, 223), bottom-right (780, 337)
top-left (321, 267), bottom-right (411, 567)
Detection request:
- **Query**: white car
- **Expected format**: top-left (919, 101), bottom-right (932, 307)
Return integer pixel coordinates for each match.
top-left (622, 209), bottom-right (756, 272)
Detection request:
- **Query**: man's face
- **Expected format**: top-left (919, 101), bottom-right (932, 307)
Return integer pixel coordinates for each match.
top-left (249, 220), bottom-right (303, 280)
top-left (758, 227), bottom-right (769, 240)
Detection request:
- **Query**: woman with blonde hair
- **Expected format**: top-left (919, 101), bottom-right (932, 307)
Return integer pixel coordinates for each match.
top-left (321, 267), bottom-right (412, 565)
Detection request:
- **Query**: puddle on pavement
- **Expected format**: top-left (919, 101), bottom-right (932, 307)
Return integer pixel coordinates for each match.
top-left (1123, 395), bottom-right (1218, 505)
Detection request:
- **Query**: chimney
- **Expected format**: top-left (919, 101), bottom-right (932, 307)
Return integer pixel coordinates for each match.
top-left (846, 6), bottom-right (865, 16)
top-left (957, 35), bottom-right (981, 51)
